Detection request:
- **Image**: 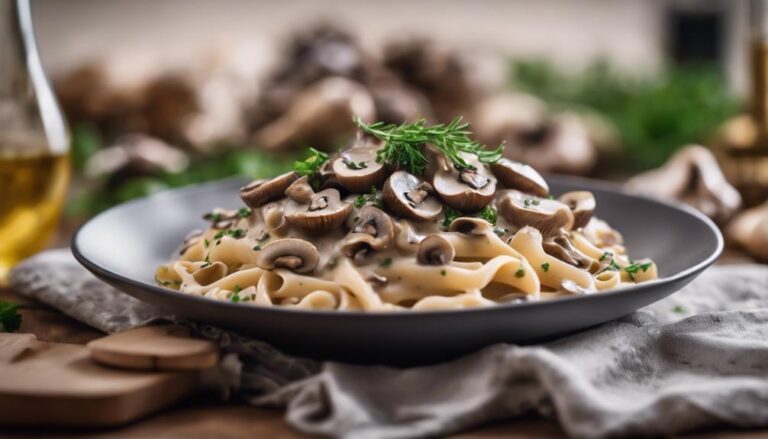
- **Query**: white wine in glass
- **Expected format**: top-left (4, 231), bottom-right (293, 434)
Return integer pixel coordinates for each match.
top-left (0, 0), bottom-right (70, 282)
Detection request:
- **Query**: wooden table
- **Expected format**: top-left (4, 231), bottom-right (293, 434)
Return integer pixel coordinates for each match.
top-left (0, 240), bottom-right (764, 438)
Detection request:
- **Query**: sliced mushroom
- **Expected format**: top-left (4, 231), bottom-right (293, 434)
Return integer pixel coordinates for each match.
top-left (432, 153), bottom-right (496, 212)
top-left (341, 206), bottom-right (395, 257)
top-left (447, 217), bottom-right (494, 236)
top-left (179, 229), bottom-right (203, 255)
top-left (285, 188), bottom-right (352, 235)
top-left (558, 191), bottom-right (596, 229)
top-left (331, 134), bottom-right (386, 193)
top-left (491, 158), bottom-right (549, 197)
top-left (624, 145), bottom-right (741, 224)
top-left (285, 176), bottom-right (315, 203)
top-left (383, 171), bottom-right (443, 221)
top-left (192, 262), bottom-right (228, 286)
top-left (257, 239), bottom-right (319, 273)
top-left (240, 172), bottom-right (299, 209)
top-left (416, 235), bottom-right (455, 265)
top-left (262, 204), bottom-right (289, 237)
top-left (499, 190), bottom-right (574, 237)
top-left (543, 234), bottom-right (596, 271)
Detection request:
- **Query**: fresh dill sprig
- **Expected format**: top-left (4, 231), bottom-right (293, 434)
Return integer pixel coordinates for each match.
top-left (354, 117), bottom-right (504, 175)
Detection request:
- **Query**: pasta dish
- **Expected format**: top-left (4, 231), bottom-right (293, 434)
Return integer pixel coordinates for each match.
top-left (156, 118), bottom-right (657, 311)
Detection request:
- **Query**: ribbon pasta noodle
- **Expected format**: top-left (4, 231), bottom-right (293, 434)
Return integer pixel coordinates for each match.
top-left (157, 124), bottom-right (658, 311)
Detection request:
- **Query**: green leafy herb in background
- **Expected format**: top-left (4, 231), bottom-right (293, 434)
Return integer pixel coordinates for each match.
top-left (0, 300), bottom-right (21, 333)
top-left (509, 59), bottom-right (739, 171)
top-left (355, 117), bottom-right (503, 175)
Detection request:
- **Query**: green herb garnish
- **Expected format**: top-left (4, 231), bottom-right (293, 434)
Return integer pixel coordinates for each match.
top-left (0, 300), bottom-right (22, 333)
top-left (203, 212), bottom-right (223, 222)
top-left (599, 251), bottom-right (612, 262)
top-left (515, 268), bottom-right (526, 278)
top-left (478, 205), bottom-right (497, 226)
top-left (343, 158), bottom-right (368, 170)
top-left (440, 269), bottom-right (447, 276)
top-left (355, 117), bottom-right (503, 175)
top-left (204, 239), bottom-right (210, 247)
top-left (442, 207), bottom-right (461, 228)
top-left (624, 261), bottom-right (652, 281)
top-left (379, 257), bottom-right (393, 268)
top-left (252, 245), bottom-right (261, 251)
top-left (672, 305), bottom-right (685, 314)
top-left (354, 186), bottom-right (380, 209)
top-left (541, 262), bottom-right (550, 272)
top-left (293, 147), bottom-right (328, 177)
top-left (237, 207), bottom-right (252, 218)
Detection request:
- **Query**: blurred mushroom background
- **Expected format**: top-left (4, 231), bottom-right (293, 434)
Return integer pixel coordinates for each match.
top-left (31, 0), bottom-right (768, 260)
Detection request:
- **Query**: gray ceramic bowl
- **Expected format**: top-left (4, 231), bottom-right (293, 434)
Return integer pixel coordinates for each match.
top-left (72, 176), bottom-right (722, 365)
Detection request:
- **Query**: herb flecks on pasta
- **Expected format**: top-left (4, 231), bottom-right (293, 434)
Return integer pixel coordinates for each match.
top-left (157, 120), bottom-right (657, 311)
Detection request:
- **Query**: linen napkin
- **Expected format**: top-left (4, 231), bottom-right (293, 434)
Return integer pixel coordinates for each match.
top-left (9, 249), bottom-right (768, 438)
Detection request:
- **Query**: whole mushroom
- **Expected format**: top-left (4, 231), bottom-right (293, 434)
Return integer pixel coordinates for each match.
top-left (499, 190), bottom-right (574, 237)
top-left (383, 171), bottom-right (443, 221)
top-left (490, 158), bottom-right (549, 197)
top-left (558, 191), bottom-right (596, 229)
top-left (285, 187), bottom-right (353, 235)
top-left (240, 172), bottom-right (299, 209)
top-left (330, 134), bottom-right (386, 193)
top-left (257, 239), bottom-right (320, 273)
top-left (432, 153), bottom-right (496, 212)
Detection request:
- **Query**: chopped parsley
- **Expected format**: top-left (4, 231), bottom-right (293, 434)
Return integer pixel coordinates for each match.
top-left (237, 207), bottom-right (252, 218)
top-left (343, 158), bottom-right (368, 170)
top-left (599, 251), bottom-right (613, 262)
top-left (440, 269), bottom-right (447, 276)
top-left (233, 284), bottom-right (241, 293)
top-left (354, 186), bottom-right (381, 209)
top-left (478, 205), bottom-right (497, 225)
top-left (515, 268), bottom-right (526, 278)
top-left (523, 199), bottom-right (540, 207)
top-left (379, 257), bottom-right (393, 268)
top-left (203, 212), bottom-right (223, 222)
top-left (204, 239), bottom-right (210, 247)
top-left (624, 261), bottom-right (652, 281)
top-left (672, 305), bottom-right (685, 314)
top-left (442, 207), bottom-right (461, 228)
top-left (541, 262), bottom-right (550, 272)
top-left (230, 285), bottom-right (242, 303)
top-left (214, 229), bottom-right (246, 241)
top-left (293, 147), bottom-right (328, 177)
top-left (0, 300), bottom-right (21, 333)
top-left (252, 245), bottom-right (261, 251)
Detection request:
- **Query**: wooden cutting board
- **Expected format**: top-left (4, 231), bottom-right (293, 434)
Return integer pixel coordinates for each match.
top-left (0, 325), bottom-right (219, 427)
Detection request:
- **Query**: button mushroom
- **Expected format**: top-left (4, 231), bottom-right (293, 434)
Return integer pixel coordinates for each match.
top-left (331, 135), bottom-right (386, 193)
top-left (240, 172), bottom-right (299, 209)
top-left (558, 191), bottom-right (596, 229)
top-left (624, 145), bottom-right (741, 224)
top-left (285, 176), bottom-right (315, 204)
top-left (341, 206), bottom-right (395, 257)
top-left (447, 217), bottom-right (494, 236)
top-left (490, 158), bottom-right (549, 197)
top-left (432, 153), bottom-right (496, 212)
top-left (256, 239), bottom-right (320, 273)
top-left (192, 262), bottom-right (228, 286)
top-left (383, 171), bottom-right (443, 221)
top-left (416, 235), bottom-right (455, 265)
top-left (285, 188), bottom-right (353, 235)
top-left (543, 234), bottom-right (596, 271)
top-left (499, 190), bottom-right (574, 237)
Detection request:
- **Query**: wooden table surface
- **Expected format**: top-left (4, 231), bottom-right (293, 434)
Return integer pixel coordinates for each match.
top-left (0, 227), bottom-right (765, 438)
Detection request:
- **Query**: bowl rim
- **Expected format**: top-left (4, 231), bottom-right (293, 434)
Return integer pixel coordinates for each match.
top-left (71, 175), bottom-right (723, 319)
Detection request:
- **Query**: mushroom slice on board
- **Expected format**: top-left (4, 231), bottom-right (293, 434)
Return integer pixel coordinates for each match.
top-left (285, 188), bottom-right (353, 235)
top-left (192, 262), bottom-right (228, 286)
top-left (331, 135), bottom-right (387, 193)
top-left (499, 190), bottom-right (574, 237)
top-left (240, 172), bottom-right (299, 209)
top-left (383, 171), bottom-right (443, 221)
top-left (491, 158), bottom-right (549, 197)
top-left (726, 201), bottom-right (768, 262)
top-left (257, 239), bottom-right (320, 273)
top-left (432, 153), bottom-right (496, 212)
top-left (558, 191), bottom-right (596, 229)
top-left (624, 145), bottom-right (741, 224)
top-left (416, 235), bottom-right (455, 265)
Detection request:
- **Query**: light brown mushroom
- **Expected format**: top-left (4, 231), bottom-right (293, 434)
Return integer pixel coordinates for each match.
top-left (341, 206), bottom-right (395, 257)
top-left (192, 262), bottom-right (228, 286)
top-left (262, 204), bottom-right (289, 237)
top-left (447, 217), bottom-right (494, 236)
top-left (383, 171), bottom-right (443, 221)
top-left (624, 145), bottom-right (741, 224)
top-left (490, 158), bottom-right (549, 197)
top-left (285, 188), bottom-right (353, 235)
top-left (284, 176), bottom-right (315, 203)
top-left (432, 153), bottom-right (496, 212)
top-left (499, 190), bottom-right (574, 237)
top-left (240, 172), bottom-right (299, 209)
top-left (416, 235), bottom-right (455, 265)
top-left (543, 234), bottom-right (596, 271)
top-left (726, 201), bottom-right (768, 262)
top-left (257, 239), bottom-right (320, 273)
top-left (331, 134), bottom-right (386, 193)
top-left (558, 191), bottom-right (596, 229)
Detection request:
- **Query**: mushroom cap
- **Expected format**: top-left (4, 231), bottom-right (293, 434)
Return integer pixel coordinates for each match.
top-left (285, 176), bottom-right (315, 204)
top-left (383, 171), bottom-right (443, 221)
top-left (432, 153), bottom-right (496, 212)
top-left (285, 188), bottom-right (353, 235)
top-left (416, 235), bottom-right (455, 265)
top-left (240, 172), bottom-right (299, 208)
top-left (543, 234), bottom-right (596, 270)
top-left (192, 262), bottom-right (228, 286)
top-left (341, 206), bottom-right (395, 257)
top-left (331, 136), bottom-right (386, 193)
top-left (447, 217), bottom-right (494, 235)
top-left (257, 238), bottom-right (320, 273)
top-left (499, 190), bottom-right (574, 237)
top-left (491, 158), bottom-right (549, 197)
top-left (558, 191), bottom-right (596, 229)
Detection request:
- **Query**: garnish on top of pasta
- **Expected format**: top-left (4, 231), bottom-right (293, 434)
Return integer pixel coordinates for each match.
top-left (156, 118), bottom-right (657, 311)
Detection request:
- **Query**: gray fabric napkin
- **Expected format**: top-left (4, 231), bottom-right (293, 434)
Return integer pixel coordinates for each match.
top-left (9, 249), bottom-right (768, 438)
